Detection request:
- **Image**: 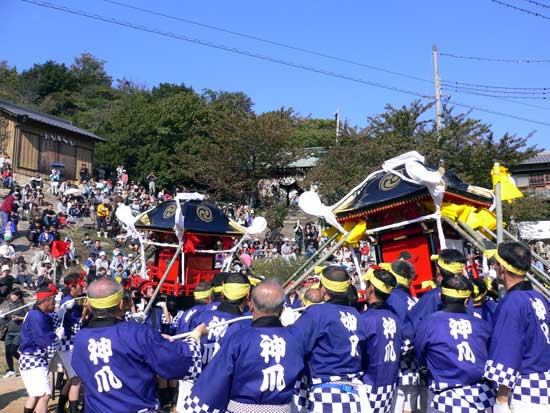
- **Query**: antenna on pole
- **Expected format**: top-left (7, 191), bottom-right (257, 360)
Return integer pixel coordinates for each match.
top-left (432, 44), bottom-right (442, 136)
top-left (335, 108), bottom-right (340, 145)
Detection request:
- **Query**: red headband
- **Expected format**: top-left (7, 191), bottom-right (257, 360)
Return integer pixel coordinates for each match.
top-left (36, 283), bottom-right (58, 300)
top-left (140, 281), bottom-right (154, 293)
top-left (66, 278), bottom-right (84, 289)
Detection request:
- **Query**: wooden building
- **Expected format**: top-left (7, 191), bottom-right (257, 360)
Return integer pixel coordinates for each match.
top-left (512, 150), bottom-right (550, 199)
top-left (0, 99), bottom-right (104, 180)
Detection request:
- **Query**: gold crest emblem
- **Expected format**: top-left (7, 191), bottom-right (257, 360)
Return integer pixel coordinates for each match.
top-left (379, 174), bottom-right (401, 191)
top-left (196, 206), bottom-right (213, 222)
top-left (163, 205), bottom-right (177, 219)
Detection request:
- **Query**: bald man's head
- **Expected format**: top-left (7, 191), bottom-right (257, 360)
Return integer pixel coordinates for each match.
top-left (88, 278), bottom-right (123, 317)
top-left (250, 280), bottom-right (285, 317)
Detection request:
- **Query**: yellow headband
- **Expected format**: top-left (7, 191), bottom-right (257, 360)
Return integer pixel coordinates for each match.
top-left (495, 251), bottom-right (527, 276)
top-left (441, 287), bottom-right (471, 299)
top-left (320, 274), bottom-right (349, 293)
top-left (368, 274), bottom-right (394, 295)
top-left (473, 284), bottom-right (486, 301)
top-left (248, 276), bottom-right (262, 286)
top-left (213, 286), bottom-right (223, 293)
top-left (437, 258), bottom-right (465, 275)
top-left (88, 289), bottom-right (124, 309)
top-left (193, 289), bottom-right (212, 301)
top-left (223, 282), bottom-right (250, 300)
top-left (380, 263), bottom-right (410, 286)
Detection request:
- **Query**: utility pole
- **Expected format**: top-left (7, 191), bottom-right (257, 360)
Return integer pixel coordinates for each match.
top-left (432, 44), bottom-right (442, 134)
top-left (335, 108), bottom-right (340, 145)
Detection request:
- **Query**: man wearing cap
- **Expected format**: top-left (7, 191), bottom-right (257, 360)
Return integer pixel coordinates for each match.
top-left (56, 273), bottom-right (86, 413)
top-left (291, 265), bottom-right (366, 413)
top-left (72, 278), bottom-right (204, 413)
top-left (281, 238), bottom-right (293, 261)
top-left (183, 280), bottom-right (306, 413)
top-left (95, 250), bottom-right (110, 273)
top-left (415, 275), bottom-right (495, 413)
top-left (483, 242), bottom-right (550, 413)
top-left (383, 260), bottom-right (420, 413)
top-left (0, 263), bottom-right (15, 301)
top-left (19, 283), bottom-right (64, 413)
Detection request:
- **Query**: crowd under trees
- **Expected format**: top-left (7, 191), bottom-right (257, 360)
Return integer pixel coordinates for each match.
top-left (0, 52), bottom-right (544, 221)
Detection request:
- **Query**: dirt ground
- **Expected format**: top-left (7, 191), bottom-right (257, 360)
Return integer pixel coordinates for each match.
top-left (0, 346), bottom-right (58, 413)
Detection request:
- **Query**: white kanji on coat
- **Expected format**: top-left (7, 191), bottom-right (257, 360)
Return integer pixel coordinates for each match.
top-left (448, 318), bottom-right (472, 340)
top-left (382, 317), bottom-right (397, 339)
top-left (457, 341), bottom-right (476, 363)
top-left (260, 364), bottom-right (286, 392)
top-left (339, 311), bottom-right (357, 332)
top-left (259, 335), bottom-right (286, 364)
top-left (88, 337), bottom-right (113, 365)
top-left (531, 298), bottom-right (547, 321)
top-left (94, 365), bottom-right (123, 393)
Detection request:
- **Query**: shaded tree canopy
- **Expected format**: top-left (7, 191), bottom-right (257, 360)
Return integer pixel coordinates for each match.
top-left (0, 54), bottom-right (541, 213)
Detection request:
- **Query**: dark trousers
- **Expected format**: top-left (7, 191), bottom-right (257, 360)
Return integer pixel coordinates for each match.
top-left (4, 332), bottom-right (20, 371)
top-left (96, 216), bottom-right (107, 232)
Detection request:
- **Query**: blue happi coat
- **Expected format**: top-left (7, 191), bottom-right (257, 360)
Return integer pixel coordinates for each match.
top-left (184, 316), bottom-right (305, 413)
top-left (59, 294), bottom-right (83, 351)
top-left (19, 307), bottom-right (59, 370)
top-left (403, 287), bottom-right (442, 342)
top-left (72, 317), bottom-right (201, 413)
top-left (387, 285), bottom-right (417, 324)
top-left (360, 302), bottom-right (402, 413)
top-left (471, 297), bottom-right (497, 326)
top-left (188, 301), bottom-right (245, 366)
top-left (291, 301), bottom-right (366, 384)
top-left (175, 303), bottom-right (209, 335)
top-left (484, 281), bottom-right (550, 406)
top-left (415, 308), bottom-right (495, 412)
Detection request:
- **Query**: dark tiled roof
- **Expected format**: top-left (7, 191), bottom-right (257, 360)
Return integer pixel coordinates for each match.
top-left (520, 151), bottom-right (550, 165)
top-left (0, 99), bottom-right (105, 141)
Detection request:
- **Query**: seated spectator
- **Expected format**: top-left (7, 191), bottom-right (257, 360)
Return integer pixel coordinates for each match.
top-left (35, 262), bottom-right (53, 288)
top-left (95, 251), bottom-right (109, 272)
top-left (27, 220), bottom-right (42, 247)
top-left (41, 203), bottom-right (58, 228)
top-left (2, 168), bottom-right (13, 189)
top-left (30, 173), bottom-right (43, 189)
top-left (37, 226), bottom-right (54, 244)
top-left (81, 233), bottom-right (93, 249)
top-left (90, 239), bottom-right (104, 256)
top-left (0, 240), bottom-right (16, 264)
top-left (14, 256), bottom-right (34, 289)
top-left (0, 264), bottom-right (15, 302)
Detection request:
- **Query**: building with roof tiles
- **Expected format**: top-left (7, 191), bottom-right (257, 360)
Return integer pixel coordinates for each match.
top-left (0, 99), bottom-right (104, 181)
top-left (511, 150), bottom-right (550, 198)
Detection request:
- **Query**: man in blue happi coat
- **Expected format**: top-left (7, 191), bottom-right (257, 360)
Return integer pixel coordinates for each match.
top-left (72, 278), bottom-right (205, 413)
top-left (415, 275), bottom-right (495, 413)
top-left (56, 273), bottom-right (87, 413)
top-left (483, 242), bottom-right (550, 413)
top-left (471, 278), bottom-right (497, 326)
top-left (383, 259), bottom-right (421, 413)
top-left (360, 268), bottom-right (402, 413)
top-left (173, 281), bottom-right (213, 335)
top-left (291, 265), bottom-right (366, 413)
top-left (19, 283), bottom-right (64, 413)
top-left (176, 272), bottom-right (251, 413)
top-left (183, 279), bottom-right (306, 413)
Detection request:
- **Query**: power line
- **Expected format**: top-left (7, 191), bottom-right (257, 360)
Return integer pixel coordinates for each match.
top-left (101, 0), bottom-right (435, 86)
top-left (15, 0), bottom-right (550, 127)
top-left (442, 80), bottom-right (549, 90)
top-left (517, 0), bottom-right (550, 9)
top-left (440, 52), bottom-right (550, 64)
top-left (443, 87), bottom-right (550, 100)
top-left (442, 88), bottom-right (550, 111)
top-left (442, 84), bottom-right (549, 96)
top-left (488, 0), bottom-right (550, 20)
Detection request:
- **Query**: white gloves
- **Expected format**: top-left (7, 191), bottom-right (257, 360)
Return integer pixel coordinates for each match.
top-left (494, 402), bottom-right (511, 413)
top-left (64, 300), bottom-right (75, 310)
top-left (280, 307), bottom-right (297, 327)
top-left (55, 326), bottom-right (65, 340)
top-left (132, 311), bottom-right (146, 323)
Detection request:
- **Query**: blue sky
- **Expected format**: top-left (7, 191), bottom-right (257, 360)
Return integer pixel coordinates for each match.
top-left (2, 0), bottom-right (549, 149)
